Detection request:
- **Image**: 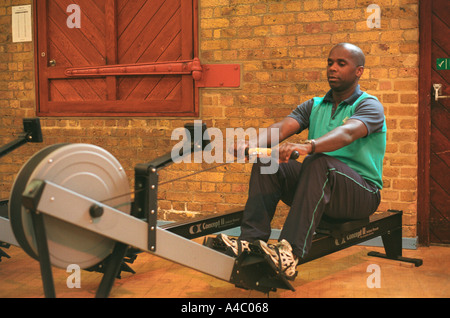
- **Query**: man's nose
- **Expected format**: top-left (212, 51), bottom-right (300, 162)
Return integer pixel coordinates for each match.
top-left (328, 62), bottom-right (337, 72)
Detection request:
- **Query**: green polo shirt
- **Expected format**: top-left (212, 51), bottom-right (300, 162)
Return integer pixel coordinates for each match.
top-left (289, 87), bottom-right (386, 189)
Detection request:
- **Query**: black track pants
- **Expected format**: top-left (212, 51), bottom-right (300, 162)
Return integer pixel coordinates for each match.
top-left (239, 153), bottom-right (381, 259)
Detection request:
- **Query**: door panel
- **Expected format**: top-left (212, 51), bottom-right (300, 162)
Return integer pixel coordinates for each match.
top-left (117, 0), bottom-right (185, 102)
top-left (429, 0), bottom-right (450, 244)
top-left (35, 0), bottom-right (197, 116)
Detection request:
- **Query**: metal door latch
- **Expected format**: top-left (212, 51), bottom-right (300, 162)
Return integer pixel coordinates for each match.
top-left (433, 84), bottom-right (450, 101)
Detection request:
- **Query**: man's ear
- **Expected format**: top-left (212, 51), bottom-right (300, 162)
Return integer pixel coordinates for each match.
top-left (356, 66), bottom-right (364, 78)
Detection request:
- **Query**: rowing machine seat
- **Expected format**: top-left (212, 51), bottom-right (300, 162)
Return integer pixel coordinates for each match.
top-left (316, 215), bottom-right (370, 238)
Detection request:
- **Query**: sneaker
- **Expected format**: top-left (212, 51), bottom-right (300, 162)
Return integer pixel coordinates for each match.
top-left (215, 233), bottom-right (250, 257)
top-left (253, 239), bottom-right (298, 280)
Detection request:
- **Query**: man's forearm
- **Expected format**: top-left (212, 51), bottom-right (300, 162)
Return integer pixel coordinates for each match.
top-left (255, 117), bottom-right (301, 148)
top-left (313, 119), bottom-right (367, 153)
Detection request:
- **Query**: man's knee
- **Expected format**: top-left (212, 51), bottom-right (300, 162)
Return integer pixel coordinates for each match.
top-left (302, 153), bottom-right (335, 170)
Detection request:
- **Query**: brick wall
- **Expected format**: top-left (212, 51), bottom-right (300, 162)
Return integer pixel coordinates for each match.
top-left (0, 0), bottom-right (36, 193)
top-left (0, 0), bottom-right (419, 237)
top-left (198, 0), bottom-right (420, 236)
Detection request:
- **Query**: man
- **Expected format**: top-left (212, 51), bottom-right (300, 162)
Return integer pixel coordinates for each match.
top-left (217, 43), bottom-right (386, 280)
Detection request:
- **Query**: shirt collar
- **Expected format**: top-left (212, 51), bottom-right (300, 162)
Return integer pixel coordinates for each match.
top-left (323, 85), bottom-right (363, 105)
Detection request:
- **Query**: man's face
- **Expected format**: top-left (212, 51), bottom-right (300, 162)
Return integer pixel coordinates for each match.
top-left (327, 46), bottom-right (364, 92)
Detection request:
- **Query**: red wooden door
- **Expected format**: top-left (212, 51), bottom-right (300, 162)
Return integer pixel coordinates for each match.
top-left (35, 0), bottom-right (197, 117)
top-left (419, 0), bottom-right (450, 245)
top-left (429, 0), bottom-right (450, 244)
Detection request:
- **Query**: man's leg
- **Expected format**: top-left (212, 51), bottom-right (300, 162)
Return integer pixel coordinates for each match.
top-left (279, 154), bottom-right (381, 259)
top-left (239, 159), bottom-right (302, 242)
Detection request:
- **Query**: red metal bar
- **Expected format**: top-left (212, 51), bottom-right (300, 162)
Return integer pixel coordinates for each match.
top-left (65, 59), bottom-right (199, 77)
top-left (64, 57), bottom-right (240, 88)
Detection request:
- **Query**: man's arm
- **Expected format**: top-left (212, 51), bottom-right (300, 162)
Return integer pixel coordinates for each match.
top-left (278, 118), bottom-right (368, 162)
top-left (258, 117), bottom-right (302, 147)
top-left (231, 117), bottom-right (301, 158)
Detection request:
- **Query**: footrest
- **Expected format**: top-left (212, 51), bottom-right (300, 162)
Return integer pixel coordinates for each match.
top-left (231, 250), bottom-right (296, 293)
top-left (203, 236), bottom-right (236, 257)
top-left (230, 245), bottom-right (296, 294)
top-left (204, 236), bottom-right (296, 293)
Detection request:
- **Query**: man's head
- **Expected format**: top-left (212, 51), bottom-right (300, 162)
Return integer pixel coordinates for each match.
top-left (327, 43), bottom-right (365, 92)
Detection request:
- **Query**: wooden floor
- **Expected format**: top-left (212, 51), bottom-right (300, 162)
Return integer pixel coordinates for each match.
top-left (0, 242), bottom-right (449, 299)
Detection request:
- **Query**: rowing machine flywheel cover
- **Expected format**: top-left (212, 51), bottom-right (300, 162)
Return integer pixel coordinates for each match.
top-left (9, 143), bottom-right (131, 269)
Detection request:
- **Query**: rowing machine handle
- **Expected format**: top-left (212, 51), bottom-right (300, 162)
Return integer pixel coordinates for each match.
top-left (244, 148), bottom-right (300, 160)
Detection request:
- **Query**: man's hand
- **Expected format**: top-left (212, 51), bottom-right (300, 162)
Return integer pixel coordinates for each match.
top-left (228, 117), bottom-right (302, 161)
top-left (278, 142), bottom-right (311, 163)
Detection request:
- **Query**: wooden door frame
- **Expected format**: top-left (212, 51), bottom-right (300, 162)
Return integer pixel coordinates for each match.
top-left (418, 0), bottom-right (431, 246)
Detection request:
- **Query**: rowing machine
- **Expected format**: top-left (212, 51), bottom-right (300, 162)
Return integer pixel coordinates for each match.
top-left (7, 122), bottom-right (422, 297)
top-left (7, 122), bottom-right (241, 297)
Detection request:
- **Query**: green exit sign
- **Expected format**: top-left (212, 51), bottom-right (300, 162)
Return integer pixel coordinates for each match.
top-left (437, 58), bottom-right (450, 70)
